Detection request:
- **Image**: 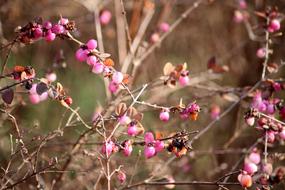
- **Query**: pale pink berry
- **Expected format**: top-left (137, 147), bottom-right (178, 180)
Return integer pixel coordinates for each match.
top-left (266, 103), bottom-right (275, 115)
top-left (45, 72), bottom-right (57, 82)
top-left (108, 82), bottom-right (119, 93)
top-left (243, 162), bottom-right (258, 175)
top-left (159, 22), bottom-right (170, 33)
top-left (33, 28), bottom-right (43, 39)
top-left (112, 72), bottom-right (124, 84)
top-left (59, 18), bottom-right (69, 25)
top-left (86, 39), bottom-right (97, 50)
top-left (248, 152), bottom-right (261, 164)
top-left (246, 117), bottom-right (255, 126)
top-left (43, 21), bottom-right (52, 30)
top-left (238, 173), bottom-right (252, 188)
top-left (234, 10), bottom-right (244, 23)
top-left (150, 33), bottom-right (160, 43)
top-left (239, 0), bottom-right (247, 9)
top-left (39, 92), bottom-right (48, 101)
top-left (144, 146), bottom-right (156, 159)
top-left (267, 131), bottom-right (275, 143)
top-left (273, 82), bottom-right (281, 91)
top-left (45, 31), bottom-right (56, 42)
top-left (179, 76), bottom-right (189, 86)
top-left (123, 140), bottom-right (133, 157)
top-left (75, 48), bottom-right (88, 62)
top-left (262, 163), bottom-right (273, 175)
top-left (144, 132), bottom-right (155, 144)
top-left (154, 140), bottom-right (164, 152)
top-left (100, 10), bottom-right (112, 25)
top-left (29, 84), bottom-right (38, 95)
top-left (102, 141), bottom-right (114, 157)
top-left (29, 94), bottom-right (41, 104)
top-left (52, 24), bottom-right (65, 34)
top-left (256, 48), bottom-right (266, 58)
top-left (92, 63), bottom-right (104, 74)
top-left (127, 125), bottom-right (138, 136)
top-left (117, 171), bottom-right (126, 184)
top-left (269, 19), bottom-right (281, 32)
top-left (159, 110), bottom-right (170, 122)
top-left (119, 115), bottom-right (131, 125)
top-left (279, 129), bottom-right (285, 140)
top-left (86, 55), bottom-right (97, 66)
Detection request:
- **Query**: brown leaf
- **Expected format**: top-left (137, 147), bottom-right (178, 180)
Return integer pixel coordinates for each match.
top-left (163, 62), bottom-right (175, 76)
top-left (115, 103), bottom-right (127, 116)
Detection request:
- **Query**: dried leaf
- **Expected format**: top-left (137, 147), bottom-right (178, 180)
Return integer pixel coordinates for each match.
top-left (99, 53), bottom-right (111, 59)
top-left (133, 113), bottom-right (143, 121)
top-left (115, 103), bottom-right (127, 116)
top-left (207, 56), bottom-right (216, 69)
top-left (127, 107), bottom-right (137, 117)
top-left (2, 88), bottom-right (14, 104)
top-left (163, 62), bottom-right (175, 76)
top-left (36, 82), bottom-right (48, 95)
top-left (267, 63), bottom-right (278, 73)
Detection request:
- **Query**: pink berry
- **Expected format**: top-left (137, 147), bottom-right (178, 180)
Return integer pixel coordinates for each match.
top-left (29, 84), bottom-right (38, 95)
top-left (86, 39), bottom-right (97, 50)
top-left (112, 72), bottom-right (124, 84)
top-left (239, 0), bottom-right (247, 9)
top-left (144, 132), bottom-right (155, 144)
top-left (150, 33), bottom-right (160, 43)
top-left (117, 171), bottom-right (126, 184)
top-left (267, 131), bottom-right (275, 143)
top-left (39, 92), bottom-right (48, 101)
top-left (86, 55), bottom-right (97, 66)
top-left (127, 125), bottom-right (138, 136)
top-left (33, 28), bottom-right (43, 39)
top-left (52, 24), bottom-right (65, 34)
top-left (43, 21), bottom-right (52, 29)
top-left (256, 48), bottom-right (266, 58)
top-left (179, 76), bottom-right (189, 86)
top-left (154, 140), bottom-right (164, 152)
top-left (234, 10), bottom-right (244, 23)
top-left (119, 115), bottom-right (131, 125)
top-left (269, 19), bottom-right (281, 32)
top-left (45, 72), bottom-right (57, 82)
top-left (75, 48), bottom-right (88, 62)
top-left (123, 140), bottom-right (133, 157)
top-left (243, 162), bottom-right (258, 175)
top-left (108, 81), bottom-right (119, 93)
top-left (59, 18), bottom-right (69, 25)
top-left (102, 141), bottom-right (114, 157)
top-left (159, 22), bottom-right (170, 33)
top-left (266, 103), bottom-right (275, 115)
top-left (92, 63), bottom-right (104, 74)
top-left (45, 31), bottom-right (56, 42)
top-left (29, 94), bottom-right (41, 104)
top-left (238, 173), bottom-right (252, 188)
top-left (273, 82), bottom-right (281, 91)
top-left (246, 117), bottom-right (255, 126)
top-left (248, 152), bottom-right (260, 164)
top-left (100, 10), bottom-right (112, 25)
top-left (262, 163), bottom-right (273, 175)
top-left (279, 129), bottom-right (285, 140)
top-left (144, 146), bottom-right (156, 159)
top-left (159, 110), bottom-right (170, 122)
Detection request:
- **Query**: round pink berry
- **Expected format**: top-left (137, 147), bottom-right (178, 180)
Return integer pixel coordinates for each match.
top-left (246, 117), bottom-right (255, 126)
top-left (144, 132), bottom-right (155, 144)
top-left (102, 141), bottom-right (114, 157)
top-left (279, 129), bottom-right (285, 140)
top-left (179, 76), bottom-right (189, 86)
top-left (43, 21), bottom-right (52, 30)
top-left (234, 10), bottom-right (244, 23)
top-left (86, 39), bottom-right (98, 50)
top-left (75, 48), bottom-right (88, 62)
top-left (150, 33), bottom-right (160, 43)
top-left (256, 48), bottom-right (266, 58)
top-left (108, 81), bottom-right (119, 93)
top-left (33, 28), bottom-right (43, 39)
top-left (248, 152), bottom-right (260, 164)
top-left (267, 131), bottom-right (275, 143)
top-left (239, 0), bottom-right (247, 9)
top-left (45, 72), bottom-right (57, 82)
top-left (238, 173), bottom-right (252, 188)
top-left (92, 63), bottom-right (104, 74)
top-left (52, 24), bottom-right (65, 34)
top-left (159, 110), bottom-right (170, 122)
top-left (86, 55), bottom-right (97, 66)
top-left (117, 171), bottom-right (126, 184)
top-left (29, 84), bottom-right (38, 95)
top-left (29, 94), bottom-right (41, 104)
top-left (269, 19), bottom-right (281, 32)
top-left (119, 115), bottom-right (131, 125)
top-left (127, 125), bottom-right (138, 136)
top-left (45, 31), bottom-right (56, 42)
top-left (39, 92), bottom-right (48, 101)
top-left (123, 141), bottom-right (133, 157)
top-left (112, 72), bottom-right (124, 84)
top-left (243, 162), bottom-right (258, 175)
top-left (144, 146), bottom-right (156, 159)
top-left (159, 22), bottom-right (170, 33)
top-left (100, 10), bottom-right (112, 25)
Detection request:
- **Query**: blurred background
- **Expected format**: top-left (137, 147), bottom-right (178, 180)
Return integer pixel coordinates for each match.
top-left (0, 0), bottom-right (285, 189)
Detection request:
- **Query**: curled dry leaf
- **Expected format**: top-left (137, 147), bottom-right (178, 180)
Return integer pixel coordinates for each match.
top-left (163, 62), bottom-right (175, 76)
top-left (2, 88), bottom-right (14, 104)
top-left (115, 103), bottom-right (127, 116)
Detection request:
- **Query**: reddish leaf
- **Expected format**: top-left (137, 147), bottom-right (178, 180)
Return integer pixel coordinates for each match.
top-left (2, 88), bottom-right (14, 104)
top-left (207, 56), bottom-right (216, 69)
